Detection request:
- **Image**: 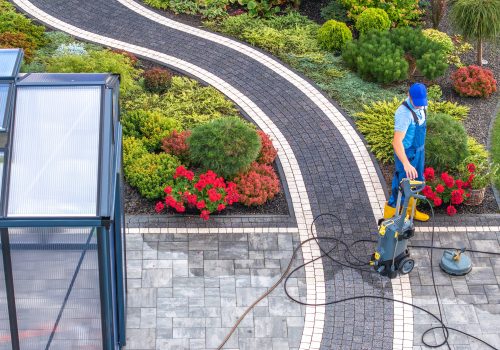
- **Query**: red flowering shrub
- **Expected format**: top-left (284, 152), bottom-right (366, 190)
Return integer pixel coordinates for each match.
top-left (112, 49), bottom-right (138, 65)
top-left (233, 162), bottom-right (280, 206)
top-left (161, 130), bottom-right (191, 163)
top-left (144, 67), bottom-right (173, 94)
top-left (0, 32), bottom-right (36, 62)
top-left (155, 166), bottom-right (239, 220)
top-left (423, 165), bottom-right (476, 216)
top-left (256, 130), bottom-right (278, 164)
top-left (452, 65), bottom-right (497, 98)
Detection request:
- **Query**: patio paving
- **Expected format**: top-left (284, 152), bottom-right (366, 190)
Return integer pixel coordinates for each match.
top-left (124, 230), bottom-right (308, 350)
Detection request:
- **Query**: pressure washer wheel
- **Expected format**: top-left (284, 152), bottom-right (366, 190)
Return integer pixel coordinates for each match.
top-left (398, 258), bottom-right (415, 275)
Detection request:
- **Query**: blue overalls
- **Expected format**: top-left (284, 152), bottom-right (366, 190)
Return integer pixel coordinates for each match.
top-left (388, 101), bottom-right (427, 207)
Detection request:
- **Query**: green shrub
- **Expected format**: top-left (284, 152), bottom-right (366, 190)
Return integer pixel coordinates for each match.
top-left (355, 98), bottom-right (401, 163)
top-left (341, 0), bottom-right (423, 26)
top-left (342, 31), bottom-right (408, 83)
top-left (205, 13), bottom-right (264, 36)
top-left (144, 0), bottom-right (169, 9)
top-left (45, 49), bottom-right (141, 94)
top-left (426, 112), bottom-right (469, 172)
top-left (427, 84), bottom-right (443, 101)
top-left (0, 5), bottom-right (48, 49)
top-left (317, 20), bottom-right (352, 52)
top-left (428, 100), bottom-right (470, 121)
top-left (422, 29), bottom-right (454, 54)
top-left (355, 8), bottom-right (391, 35)
top-left (123, 76), bottom-right (239, 129)
top-left (238, 0), bottom-right (280, 18)
top-left (243, 24), bottom-right (319, 55)
top-left (321, 0), bottom-right (350, 22)
top-left (122, 109), bottom-right (181, 151)
top-left (123, 137), bottom-right (148, 168)
top-left (206, 13), bottom-right (320, 56)
top-left (416, 51), bottom-right (449, 80)
top-left (125, 153), bottom-right (181, 200)
top-left (188, 117), bottom-right (261, 178)
top-left (343, 28), bottom-right (449, 83)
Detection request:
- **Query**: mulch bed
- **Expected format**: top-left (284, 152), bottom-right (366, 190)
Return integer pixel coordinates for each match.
top-left (124, 181), bottom-right (290, 216)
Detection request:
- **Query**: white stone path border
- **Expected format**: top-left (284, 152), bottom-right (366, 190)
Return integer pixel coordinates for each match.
top-left (11, 0), bottom-right (413, 348)
top-left (416, 225), bottom-right (500, 233)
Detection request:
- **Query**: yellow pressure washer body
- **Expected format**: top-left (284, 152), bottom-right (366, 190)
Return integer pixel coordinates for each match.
top-left (371, 179), bottom-right (426, 279)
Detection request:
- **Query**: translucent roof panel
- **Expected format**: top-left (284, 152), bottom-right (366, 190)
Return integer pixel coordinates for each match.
top-left (8, 86), bottom-right (102, 217)
top-left (0, 49), bottom-right (22, 78)
top-left (0, 85), bottom-right (9, 130)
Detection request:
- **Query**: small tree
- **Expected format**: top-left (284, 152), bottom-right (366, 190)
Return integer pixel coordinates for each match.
top-left (450, 0), bottom-right (500, 65)
top-left (430, 0), bottom-right (447, 28)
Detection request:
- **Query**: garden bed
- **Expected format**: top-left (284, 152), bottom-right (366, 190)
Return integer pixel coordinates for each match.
top-left (1, 0), bottom-right (290, 220)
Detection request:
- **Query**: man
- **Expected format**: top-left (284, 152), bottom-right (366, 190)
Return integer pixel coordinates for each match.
top-left (384, 83), bottom-right (429, 222)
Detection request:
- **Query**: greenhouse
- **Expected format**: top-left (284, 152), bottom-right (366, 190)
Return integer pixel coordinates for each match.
top-left (0, 49), bottom-right (126, 350)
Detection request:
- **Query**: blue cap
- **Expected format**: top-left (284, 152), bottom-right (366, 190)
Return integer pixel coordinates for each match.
top-left (409, 83), bottom-right (428, 107)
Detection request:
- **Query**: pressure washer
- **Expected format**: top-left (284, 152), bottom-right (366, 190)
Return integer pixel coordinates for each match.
top-left (371, 178), bottom-right (424, 278)
top-left (370, 178), bottom-right (473, 278)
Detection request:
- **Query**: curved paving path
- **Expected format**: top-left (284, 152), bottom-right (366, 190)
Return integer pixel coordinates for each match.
top-left (10, 0), bottom-right (413, 349)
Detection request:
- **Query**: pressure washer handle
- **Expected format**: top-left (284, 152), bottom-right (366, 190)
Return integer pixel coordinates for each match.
top-left (400, 179), bottom-right (426, 200)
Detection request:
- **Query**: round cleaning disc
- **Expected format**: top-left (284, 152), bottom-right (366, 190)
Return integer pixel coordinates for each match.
top-left (440, 250), bottom-right (472, 276)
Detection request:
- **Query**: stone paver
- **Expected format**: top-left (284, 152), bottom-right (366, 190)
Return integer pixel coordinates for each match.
top-left (125, 230), bottom-right (307, 350)
top-left (411, 227), bottom-right (500, 350)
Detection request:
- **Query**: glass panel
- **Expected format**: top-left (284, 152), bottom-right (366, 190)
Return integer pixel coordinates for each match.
top-left (0, 85), bottom-right (9, 130)
top-left (0, 236), bottom-right (11, 349)
top-left (9, 227), bottom-right (102, 350)
top-left (8, 86), bottom-right (101, 217)
top-left (0, 49), bottom-right (21, 78)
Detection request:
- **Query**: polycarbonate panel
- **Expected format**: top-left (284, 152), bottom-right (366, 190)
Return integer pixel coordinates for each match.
top-left (0, 49), bottom-right (21, 77)
top-left (0, 85), bottom-right (9, 130)
top-left (9, 227), bottom-right (102, 350)
top-left (8, 86), bottom-right (101, 217)
top-left (0, 238), bottom-right (11, 349)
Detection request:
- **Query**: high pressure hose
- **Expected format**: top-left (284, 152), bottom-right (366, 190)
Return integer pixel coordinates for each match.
top-left (217, 205), bottom-right (500, 350)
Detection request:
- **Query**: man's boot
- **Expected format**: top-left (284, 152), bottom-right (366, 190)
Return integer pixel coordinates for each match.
top-left (408, 198), bottom-right (430, 222)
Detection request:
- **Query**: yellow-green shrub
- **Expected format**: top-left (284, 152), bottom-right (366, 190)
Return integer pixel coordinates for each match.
top-left (318, 20), bottom-right (352, 52)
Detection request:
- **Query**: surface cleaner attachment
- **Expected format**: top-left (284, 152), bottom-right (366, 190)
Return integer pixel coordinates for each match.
top-left (371, 178), bottom-right (426, 278)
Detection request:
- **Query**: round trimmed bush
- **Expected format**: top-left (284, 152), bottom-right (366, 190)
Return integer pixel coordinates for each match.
top-left (188, 117), bottom-right (261, 178)
top-left (234, 162), bottom-right (280, 206)
top-left (317, 20), bottom-right (352, 52)
top-left (143, 67), bottom-right (173, 94)
top-left (426, 112), bottom-right (469, 171)
top-left (122, 109), bottom-right (181, 151)
top-left (355, 8), bottom-right (391, 35)
top-left (124, 152), bottom-right (180, 200)
top-left (452, 65), bottom-right (497, 98)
